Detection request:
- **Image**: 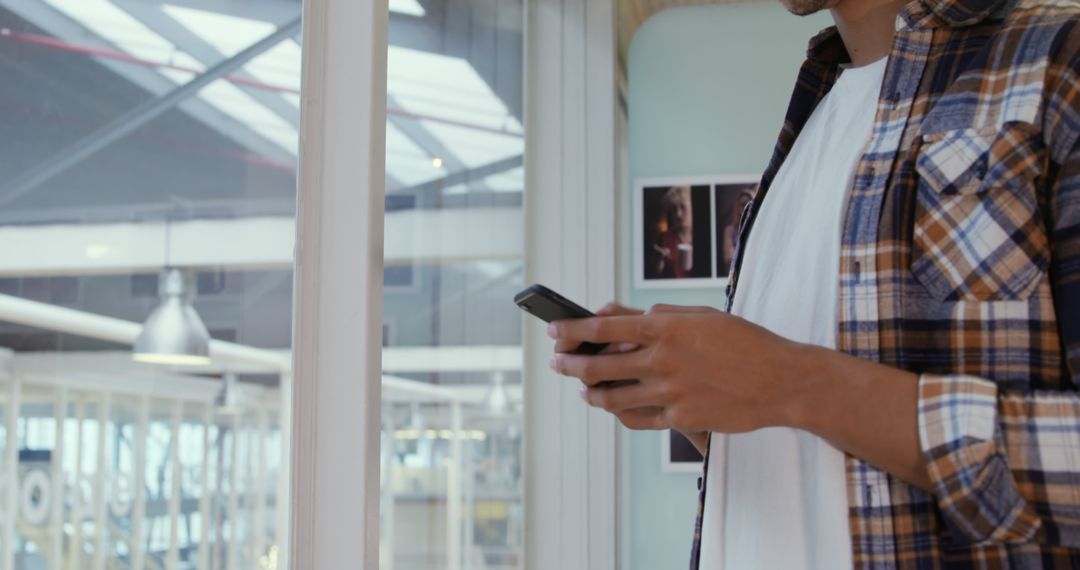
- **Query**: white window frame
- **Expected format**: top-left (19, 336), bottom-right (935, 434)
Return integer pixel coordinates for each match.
top-left (290, 0), bottom-right (622, 568)
top-left (290, 0), bottom-right (387, 568)
top-left (524, 1), bottom-right (620, 569)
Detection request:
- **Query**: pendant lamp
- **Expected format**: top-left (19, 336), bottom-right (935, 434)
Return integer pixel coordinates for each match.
top-left (133, 268), bottom-right (211, 365)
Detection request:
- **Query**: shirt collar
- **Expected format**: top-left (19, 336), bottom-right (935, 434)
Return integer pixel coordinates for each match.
top-left (910, 0), bottom-right (1009, 28)
top-left (806, 0), bottom-right (1008, 59)
top-left (805, 27), bottom-right (850, 65)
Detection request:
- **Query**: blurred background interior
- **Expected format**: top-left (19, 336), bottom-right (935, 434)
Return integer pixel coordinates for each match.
top-left (0, 0), bottom-right (524, 568)
top-left (0, 0), bottom-right (832, 568)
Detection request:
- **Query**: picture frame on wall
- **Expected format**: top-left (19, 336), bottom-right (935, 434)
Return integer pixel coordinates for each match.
top-left (713, 179), bottom-right (758, 279)
top-left (660, 429), bottom-right (707, 473)
top-left (635, 175), bottom-right (759, 289)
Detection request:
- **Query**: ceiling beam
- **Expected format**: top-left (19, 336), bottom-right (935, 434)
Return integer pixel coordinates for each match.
top-left (0, 209), bottom-right (523, 276)
top-left (118, 1), bottom-right (301, 129)
top-left (387, 94), bottom-right (484, 191)
top-left (1, 0), bottom-right (296, 175)
top-left (0, 16), bottom-right (302, 208)
top-left (389, 0), bottom-right (524, 123)
top-left (400, 154), bottom-right (522, 195)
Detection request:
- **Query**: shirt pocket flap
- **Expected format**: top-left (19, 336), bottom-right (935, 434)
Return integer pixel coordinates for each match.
top-left (915, 127), bottom-right (997, 196)
top-left (911, 124), bottom-right (1049, 302)
top-left (916, 124), bottom-right (1043, 197)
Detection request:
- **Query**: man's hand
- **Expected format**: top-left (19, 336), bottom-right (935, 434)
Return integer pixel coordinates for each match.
top-left (553, 304), bottom-right (709, 452)
top-left (549, 302), bottom-right (933, 491)
top-left (552, 302), bottom-right (643, 355)
top-left (554, 303), bottom-right (667, 431)
top-left (548, 304), bottom-right (807, 435)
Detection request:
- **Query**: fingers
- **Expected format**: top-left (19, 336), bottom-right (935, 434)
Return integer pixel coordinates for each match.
top-left (550, 350), bottom-right (648, 386)
top-left (582, 382), bottom-right (667, 413)
top-left (553, 339), bottom-right (581, 354)
top-left (553, 340), bottom-right (638, 355)
top-left (614, 407), bottom-right (667, 430)
top-left (596, 302), bottom-right (644, 317)
top-left (645, 303), bottom-right (718, 314)
top-left (547, 315), bottom-right (653, 344)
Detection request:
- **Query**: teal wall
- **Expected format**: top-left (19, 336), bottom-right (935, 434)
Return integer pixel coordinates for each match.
top-left (622, 4), bottom-right (831, 569)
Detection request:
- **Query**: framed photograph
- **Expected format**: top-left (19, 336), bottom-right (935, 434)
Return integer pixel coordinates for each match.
top-left (660, 429), bottom-right (707, 473)
top-left (635, 175), bottom-right (758, 288)
top-left (714, 181), bottom-right (758, 278)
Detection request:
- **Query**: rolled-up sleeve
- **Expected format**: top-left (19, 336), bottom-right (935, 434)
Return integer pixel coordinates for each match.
top-left (918, 375), bottom-right (1080, 546)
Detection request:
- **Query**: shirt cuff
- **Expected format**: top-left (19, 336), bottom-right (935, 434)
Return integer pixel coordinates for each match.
top-left (918, 374), bottom-right (1041, 543)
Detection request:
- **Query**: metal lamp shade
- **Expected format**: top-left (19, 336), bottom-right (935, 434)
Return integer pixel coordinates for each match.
top-left (133, 269), bottom-right (211, 366)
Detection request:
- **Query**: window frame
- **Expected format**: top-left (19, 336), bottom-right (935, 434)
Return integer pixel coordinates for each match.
top-left (289, 0), bottom-right (388, 568)
top-left (523, 1), bottom-right (621, 569)
top-left (290, 0), bottom-right (622, 567)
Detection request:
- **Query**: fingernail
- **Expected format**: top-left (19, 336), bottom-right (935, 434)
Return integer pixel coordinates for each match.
top-left (549, 355), bottom-right (558, 372)
top-left (546, 323), bottom-right (557, 338)
top-left (579, 386), bottom-right (589, 403)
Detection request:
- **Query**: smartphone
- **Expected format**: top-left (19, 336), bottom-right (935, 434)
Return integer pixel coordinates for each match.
top-left (514, 284), bottom-right (608, 355)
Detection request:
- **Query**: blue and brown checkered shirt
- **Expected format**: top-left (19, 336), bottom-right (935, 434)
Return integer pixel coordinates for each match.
top-left (690, 0), bottom-right (1080, 567)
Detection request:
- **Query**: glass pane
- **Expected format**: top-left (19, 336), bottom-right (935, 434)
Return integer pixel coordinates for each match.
top-left (381, 3), bottom-right (526, 569)
top-left (0, 0), bottom-right (300, 567)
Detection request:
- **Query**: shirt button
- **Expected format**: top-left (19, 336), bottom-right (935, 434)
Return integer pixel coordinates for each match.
top-left (974, 161), bottom-right (988, 178)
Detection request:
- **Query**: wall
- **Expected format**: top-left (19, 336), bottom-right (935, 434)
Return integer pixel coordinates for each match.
top-left (621, 4), bottom-right (831, 569)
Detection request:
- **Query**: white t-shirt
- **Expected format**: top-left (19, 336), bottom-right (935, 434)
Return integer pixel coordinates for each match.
top-left (697, 57), bottom-right (888, 569)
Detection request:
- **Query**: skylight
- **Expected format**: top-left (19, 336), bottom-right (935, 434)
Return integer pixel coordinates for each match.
top-left (390, 0), bottom-right (426, 17)
top-left (163, 5), bottom-right (301, 95)
top-left (43, 0), bottom-right (185, 64)
top-left (198, 79), bottom-right (298, 154)
top-left (420, 121), bottom-right (523, 169)
top-left (386, 123), bottom-right (444, 187)
top-left (41, 0), bottom-right (297, 156)
top-left (388, 46), bottom-right (523, 134)
top-left (42, 0), bottom-right (515, 171)
top-left (386, 45), bottom-right (524, 192)
top-left (162, 4), bottom-right (275, 57)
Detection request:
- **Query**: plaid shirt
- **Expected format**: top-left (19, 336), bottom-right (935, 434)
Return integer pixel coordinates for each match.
top-left (690, 0), bottom-right (1080, 567)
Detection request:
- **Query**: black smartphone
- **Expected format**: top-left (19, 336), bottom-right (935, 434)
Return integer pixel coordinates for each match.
top-left (514, 284), bottom-right (608, 355)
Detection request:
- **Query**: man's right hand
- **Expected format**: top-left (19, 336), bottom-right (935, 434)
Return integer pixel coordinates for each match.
top-left (552, 302), bottom-right (709, 453)
top-left (552, 301), bottom-right (643, 355)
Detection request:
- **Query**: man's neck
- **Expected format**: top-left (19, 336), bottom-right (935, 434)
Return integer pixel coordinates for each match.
top-left (830, 0), bottom-right (911, 66)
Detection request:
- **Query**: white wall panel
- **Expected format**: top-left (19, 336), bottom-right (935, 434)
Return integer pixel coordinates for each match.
top-left (524, 0), bottom-right (620, 568)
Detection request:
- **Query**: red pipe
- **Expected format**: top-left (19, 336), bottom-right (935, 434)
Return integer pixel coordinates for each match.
top-left (1, 29), bottom-right (524, 138)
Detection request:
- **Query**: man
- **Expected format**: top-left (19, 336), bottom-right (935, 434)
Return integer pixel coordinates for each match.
top-left (547, 0), bottom-right (1080, 566)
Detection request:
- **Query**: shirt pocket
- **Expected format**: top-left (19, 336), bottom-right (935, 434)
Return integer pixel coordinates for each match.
top-left (911, 124), bottom-right (1049, 302)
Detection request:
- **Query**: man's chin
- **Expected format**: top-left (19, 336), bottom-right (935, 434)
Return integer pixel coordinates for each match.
top-left (781, 0), bottom-right (830, 16)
